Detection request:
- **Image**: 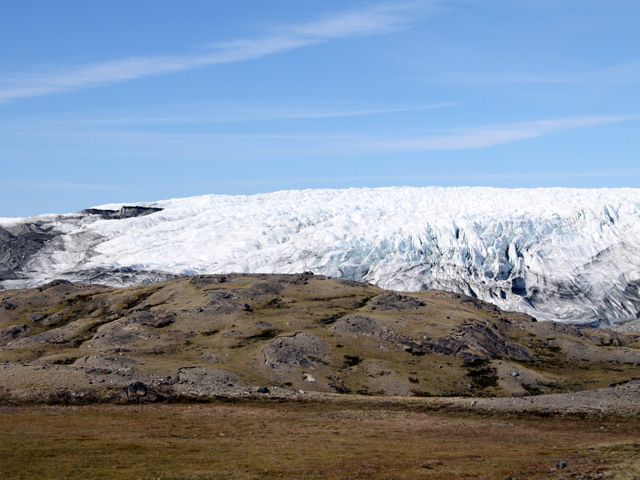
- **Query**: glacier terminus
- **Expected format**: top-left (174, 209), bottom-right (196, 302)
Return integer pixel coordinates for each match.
top-left (1, 187), bottom-right (639, 326)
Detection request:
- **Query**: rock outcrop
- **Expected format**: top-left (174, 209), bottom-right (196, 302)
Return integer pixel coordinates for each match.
top-left (121, 381), bottom-right (164, 403)
top-left (0, 324), bottom-right (31, 346)
top-left (79, 206), bottom-right (163, 220)
top-left (262, 333), bottom-right (330, 374)
top-left (0, 227), bottom-right (44, 280)
top-left (0, 274), bottom-right (638, 402)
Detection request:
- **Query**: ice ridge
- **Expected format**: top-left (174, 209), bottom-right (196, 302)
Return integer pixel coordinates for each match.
top-left (2, 187), bottom-right (639, 325)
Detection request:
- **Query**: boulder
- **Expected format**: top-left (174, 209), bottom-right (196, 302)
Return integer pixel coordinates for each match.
top-left (0, 324), bottom-right (31, 346)
top-left (120, 381), bottom-right (164, 403)
top-left (177, 366), bottom-right (237, 385)
top-left (262, 332), bottom-right (330, 374)
top-left (330, 315), bottom-right (390, 338)
top-left (366, 293), bottom-right (426, 311)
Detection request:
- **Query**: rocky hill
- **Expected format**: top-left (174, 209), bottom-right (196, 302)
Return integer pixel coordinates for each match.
top-left (1, 274), bottom-right (639, 405)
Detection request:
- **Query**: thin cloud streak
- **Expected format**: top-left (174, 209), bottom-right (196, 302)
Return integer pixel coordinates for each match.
top-left (0, 102), bottom-right (455, 129)
top-left (357, 115), bottom-right (637, 151)
top-left (1, 114), bottom-right (632, 159)
top-left (433, 59), bottom-right (640, 87)
top-left (0, 2), bottom-right (427, 103)
top-left (224, 102), bottom-right (455, 122)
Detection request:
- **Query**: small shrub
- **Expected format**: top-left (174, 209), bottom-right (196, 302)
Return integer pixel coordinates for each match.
top-left (343, 355), bottom-right (362, 367)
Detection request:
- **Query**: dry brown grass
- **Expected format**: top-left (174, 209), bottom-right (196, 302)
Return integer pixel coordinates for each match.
top-left (1, 401), bottom-right (639, 479)
top-left (2, 274), bottom-right (640, 401)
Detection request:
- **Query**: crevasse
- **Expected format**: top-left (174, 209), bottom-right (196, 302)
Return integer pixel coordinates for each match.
top-left (3, 187), bottom-right (640, 325)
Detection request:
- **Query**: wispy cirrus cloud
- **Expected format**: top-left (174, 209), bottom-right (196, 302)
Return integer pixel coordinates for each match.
top-left (432, 59), bottom-right (640, 87)
top-left (1, 113), bottom-right (632, 159)
top-left (356, 115), bottom-right (636, 151)
top-left (0, 102), bottom-right (454, 129)
top-left (0, 2), bottom-right (428, 104)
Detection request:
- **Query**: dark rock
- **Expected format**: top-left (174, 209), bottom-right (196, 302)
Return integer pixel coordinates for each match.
top-left (26, 313), bottom-right (46, 322)
top-left (425, 320), bottom-right (534, 362)
top-left (42, 312), bottom-right (66, 326)
top-left (2, 221), bottom-right (57, 243)
top-left (76, 355), bottom-right (144, 372)
top-left (1, 300), bottom-right (17, 310)
top-left (366, 293), bottom-right (426, 311)
top-left (0, 226), bottom-right (44, 280)
top-left (189, 275), bottom-right (228, 287)
top-left (257, 386), bottom-right (270, 394)
top-left (64, 266), bottom-right (179, 287)
top-left (556, 460), bottom-right (567, 469)
top-left (262, 332), bottom-right (330, 374)
top-left (177, 366), bottom-right (237, 385)
top-left (243, 281), bottom-right (285, 299)
top-left (79, 208), bottom-right (118, 217)
top-left (119, 206), bottom-right (163, 218)
top-left (89, 317), bottom-right (161, 348)
top-left (39, 279), bottom-right (73, 289)
top-left (0, 324), bottom-right (31, 346)
top-left (127, 311), bottom-right (176, 328)
top-left (4, 321), bottom-right (89, 349)
top-left (343, 355), bottom-right (362, 366)
top-left (79, 206), bottom-right (163, 220)
top-left (120, 381), bottom-right (164, 403)
top-left (330, 315), bottom-right (390, 338)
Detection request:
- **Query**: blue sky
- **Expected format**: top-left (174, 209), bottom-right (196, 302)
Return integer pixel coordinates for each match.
top-left (1, 0), bottom-right (639, 217)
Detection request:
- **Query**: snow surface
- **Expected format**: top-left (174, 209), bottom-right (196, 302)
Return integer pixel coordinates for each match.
top-left (6, 187), bottom-right (640, 324)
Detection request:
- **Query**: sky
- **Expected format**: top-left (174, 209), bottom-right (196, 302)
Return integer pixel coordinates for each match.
top-left (1, 0), bottom-right (639, 218)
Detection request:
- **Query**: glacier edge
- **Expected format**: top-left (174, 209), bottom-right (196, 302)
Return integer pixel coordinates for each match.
top-left (2, 186), bottom-right (639, 325)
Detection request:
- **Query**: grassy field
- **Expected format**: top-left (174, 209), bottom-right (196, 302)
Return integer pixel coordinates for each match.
top-left (1, 400), bottom-right (639, 479)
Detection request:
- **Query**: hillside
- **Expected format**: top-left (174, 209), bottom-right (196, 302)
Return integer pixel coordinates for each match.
top-left (1, 274), bottom-right (639, 406)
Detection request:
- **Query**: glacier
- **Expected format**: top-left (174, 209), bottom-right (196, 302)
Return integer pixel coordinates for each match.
top-left (1, 187), bottom-right (640, 326)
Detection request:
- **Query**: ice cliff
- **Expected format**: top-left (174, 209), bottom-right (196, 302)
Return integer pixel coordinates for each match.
top-left (1, 187), bottom-right (639, 325)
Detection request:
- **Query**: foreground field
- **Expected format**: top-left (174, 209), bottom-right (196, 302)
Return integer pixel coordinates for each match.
top-left (1, 401), bottom-right (639, 479)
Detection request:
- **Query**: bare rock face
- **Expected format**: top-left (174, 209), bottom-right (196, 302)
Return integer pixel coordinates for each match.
top-left (425, 320), bottom-right (534, 362)
top-left (262, 332), bottom-right (330, 374)
top-left (0, 324), bottom-right (31, 346)
top-left (177, 366), bottom-right (237, 385)
top-left (3, 320), bottom-right (95, 350)
top-left (89, 316), bottom-right (162, 349)
top-left (189, 275), bottom-right (229, 287)
top-left (331, 314), bottom-right (532, 363)
top-left (329, 315), bottom-right (392, 338)
top-left (366, 293), bottom-right (426, 311)
top-left (79, 206), bottom-right (163, 220)
top-left (120, 381), bottom-right (164, 403)
top-left (26, 313), bottom-right (46, 322)
top-left (0, 226), bottom-right (44, 280)
top-left (75, 355), bottom-right (144, 372)
top-left (242, 280), bottom-right (285, 299)
top-left (204, 290), bottom-right (242, 314)
top-left (1, 299), bottom-right (18, 310)
top-left (126, 311), bottom-right (176, 328)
